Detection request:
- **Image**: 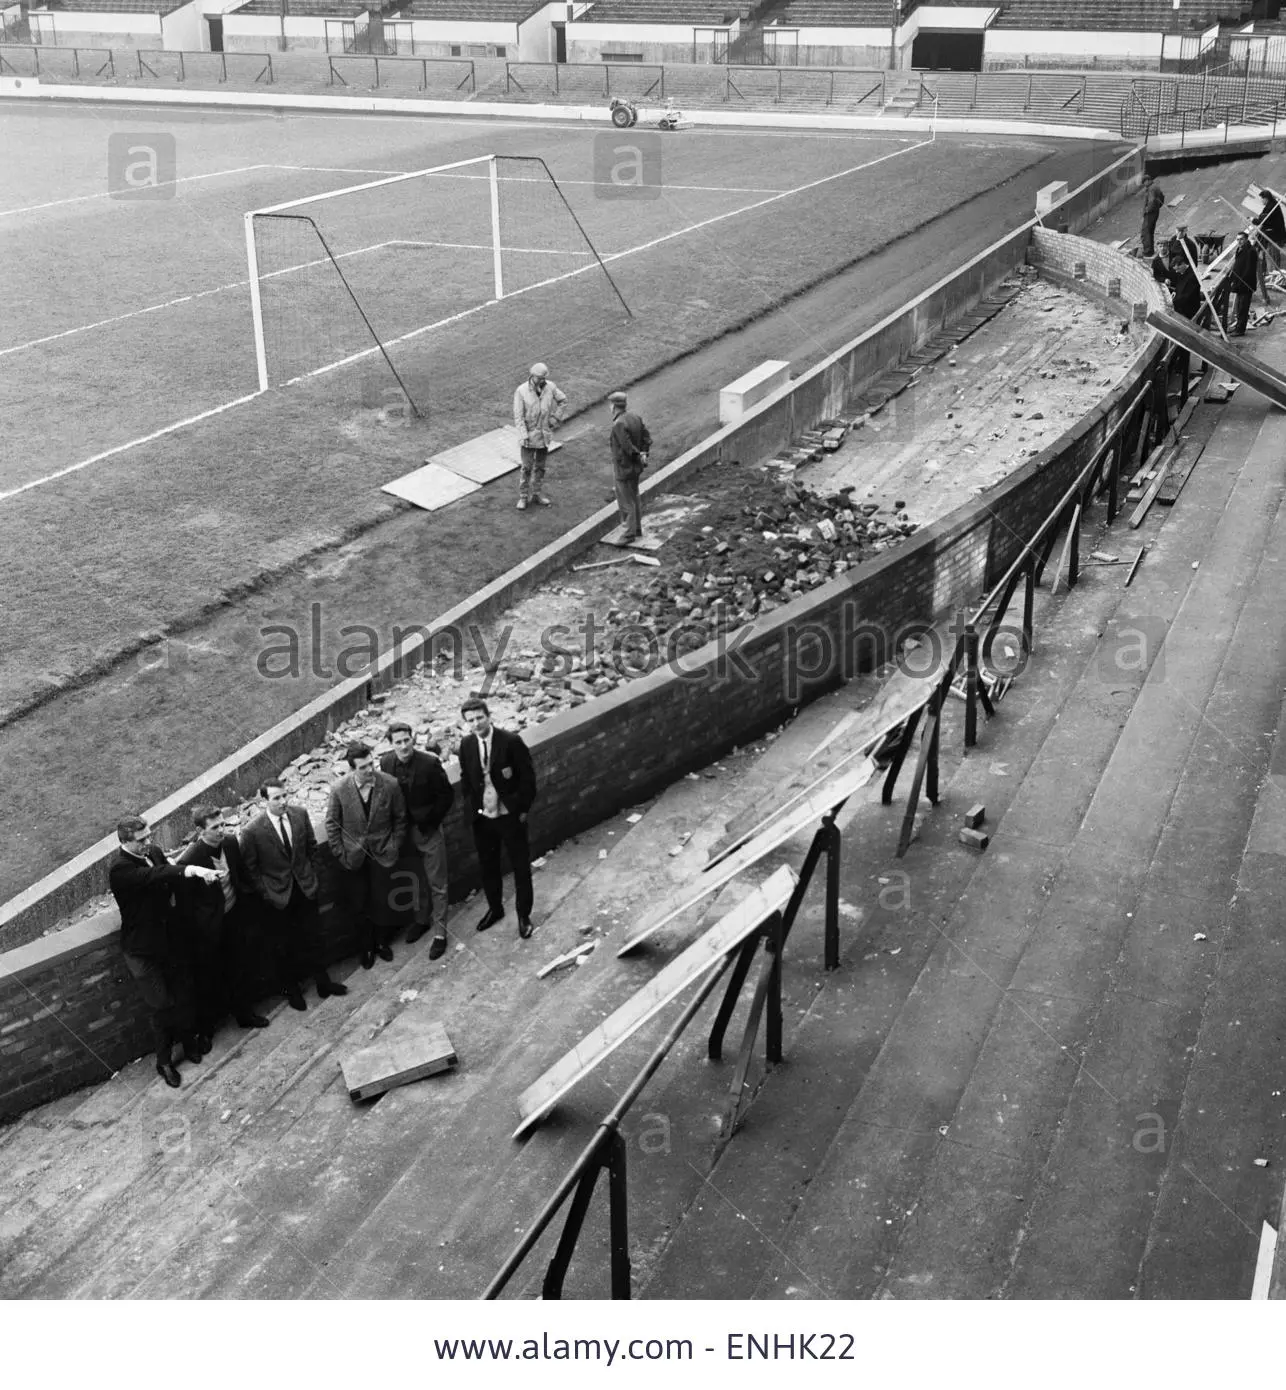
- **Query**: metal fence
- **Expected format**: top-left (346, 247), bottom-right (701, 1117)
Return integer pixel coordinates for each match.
top-left (0, 43), bottom-right (275, 82)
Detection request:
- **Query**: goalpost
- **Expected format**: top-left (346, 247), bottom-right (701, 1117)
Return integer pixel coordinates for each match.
top-left (243, 154), bottom-right (631, 416)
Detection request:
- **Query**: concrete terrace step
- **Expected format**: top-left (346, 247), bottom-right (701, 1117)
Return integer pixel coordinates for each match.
top-left (0, 688), bottom-right (881, 1297)
top-left (679, 388), bottom-right (1286, 1300)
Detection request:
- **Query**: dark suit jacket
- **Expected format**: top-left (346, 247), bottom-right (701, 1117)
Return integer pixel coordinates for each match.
top-left (240, 805), bottom-right (319, 909)
top-left (380, 749), bottom-right (454, 847)
top-left (459, 727), bottom-right (537, 821)
top-left (326, 771), bottom-right (406, 871)
top-left (610, 409), bottom-right (652, 475)
top-left (109, 845), bottom-right (185, 959)
top-left (178, 834), bottom-right (255, 938)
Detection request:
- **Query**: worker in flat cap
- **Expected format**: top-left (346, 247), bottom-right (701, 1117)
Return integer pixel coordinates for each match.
top-left (512, 362), bottom-right (567, 511)
top-left (608, 390), bottom-right (652, 543)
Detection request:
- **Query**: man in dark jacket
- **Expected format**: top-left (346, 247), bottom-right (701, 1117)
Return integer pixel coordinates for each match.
top-left (326, 741), bottom-right (407, 970)
top-left (380, 723), bottom-right (454, 960)
top-left (1225, 229), bottom-right (1271, 336)
top-left (109, 816), bottom-right (219, 1087)
top-left (240, 780), bottom-right (348, 1011)
top-left (608, 390), bottom-right (652, 543)
top-left (178, 806), bottom-right (270, 1035)
top-left (1140, 175), bottom-right (1165, 258)
top-left (458, 698), bottom-right (538, 939)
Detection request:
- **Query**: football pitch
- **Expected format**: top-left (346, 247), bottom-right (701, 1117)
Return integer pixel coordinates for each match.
top-left (0, 103), bottom-right (1073, 727)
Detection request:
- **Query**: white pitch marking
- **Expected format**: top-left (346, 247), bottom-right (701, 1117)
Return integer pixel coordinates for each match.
top-left (0, 392), bottom-right (264, 504)
top-left (1, 239), bottom-right (589, 357)
top-left (4, 136), bottom-right (931, 502)
top-left (287, 133), bottom-right (936, 383)
top-left (0, 163), bottom-right (275, 219)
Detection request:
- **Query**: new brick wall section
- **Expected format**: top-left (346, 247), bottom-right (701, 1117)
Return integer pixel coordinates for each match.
top-left (0, 161), bottom-right (1153, 1120)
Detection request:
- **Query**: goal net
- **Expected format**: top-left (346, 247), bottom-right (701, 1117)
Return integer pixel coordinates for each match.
top-left (244, 154), bottom-right (631, 416)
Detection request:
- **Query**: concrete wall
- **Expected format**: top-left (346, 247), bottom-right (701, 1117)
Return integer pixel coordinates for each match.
top-left (0, 149), bottom-right (1147, 1121)
top-left (565, 17), bottom-right (737, 64)
top-left (29, 8), bottom-right (162, 46)
top-left (223, 13), bottom-right (325, 52)
top-left (160, 0), bottom-right (205, 51)
top-left (518, 2), bottom-right (561, 63)
top-left (793, 27), bottom-right (888, 68)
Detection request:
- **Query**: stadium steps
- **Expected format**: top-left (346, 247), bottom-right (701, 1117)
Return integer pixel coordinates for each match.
top-left (0, 680), bottom-right (894, 1298)
top-left (642, 386), bottom-right (1286, 1299)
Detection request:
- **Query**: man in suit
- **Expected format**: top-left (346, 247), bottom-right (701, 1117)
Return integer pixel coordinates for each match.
top-left (458, 698), bottom-right (538, 939)
top-left (240, 780), bottom-right (348, 1011)
top-left (178, 806), bottom-right (270, 1034)
top-left (608, 389), bottom-right (652, 543)
top-left (326, 741), bottom-right (407, 970)
top-left (109, 815), bottom-right (220, 1088)
top-left (380, 722), bottom-right (454, 961)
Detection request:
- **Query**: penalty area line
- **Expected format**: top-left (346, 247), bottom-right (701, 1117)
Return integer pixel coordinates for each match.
top-left (0, 392), bottom-right (264, 505)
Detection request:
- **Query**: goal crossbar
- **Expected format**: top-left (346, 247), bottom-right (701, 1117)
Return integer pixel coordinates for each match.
top-left (248, 153), bottom-right (493, 218)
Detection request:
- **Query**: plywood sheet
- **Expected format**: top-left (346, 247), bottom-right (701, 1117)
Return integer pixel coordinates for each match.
top-left (382, 462), bottom-right (480, 512)
top-left (600, 527), bottom-right (665, 551)
top-left (340, 1012), bottom-right (457, 1102)
top-left (429, 425), bottom-right (563, 485)
top-left (514, 865), bottom-right (796, 1137)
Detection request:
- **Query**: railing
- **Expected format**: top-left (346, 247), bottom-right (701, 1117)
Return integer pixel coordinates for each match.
top-left (1122, 97), bottom-right (1286, 149)
top-left (485, 819), bottom-right (845, 1298)
top-left (0, 43), bottom-right (274, 83)
top-left (325, 53), bottom-right (475, 92)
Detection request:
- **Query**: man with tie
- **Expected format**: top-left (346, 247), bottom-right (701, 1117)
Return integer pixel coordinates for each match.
top-left (178, 806), bottom-right (270, 1034)
top-left (458, 698), bottom-right (538, 939)
top-left (240, 780), bottom-right (348, 1011)
top-left (110, 816), bottom-right (220, 1088)
top-left (326, 741), bottom-right (407, 970)
top-left (380, 722), bottom-right (454, 960)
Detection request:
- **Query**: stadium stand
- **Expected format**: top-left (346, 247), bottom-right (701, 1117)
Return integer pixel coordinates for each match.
top-left (771, 0), bottom-right (899, 20)
top-left (991, 0), bottom-right (1250, 30)
top-left (391, 0), bottom-right (549, 18)
top-left (576, 0), bottom-right (752, 23)
top-left (31, 0), bottom-right (192, 11)
top-left (231, 0), bottom-right (367, 16)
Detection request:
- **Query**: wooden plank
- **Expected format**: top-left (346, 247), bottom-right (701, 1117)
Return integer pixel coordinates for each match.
top-left (1128, 461), bottom-right (1173, 528)
top-left (1155, 441), bottom-right (1207, 505)
top-left (619, 756), bottom-right (876, 957)
top-left (514, 865), bottom-right (797, 1137)
top-left (1146, 309), bottom-right (1286, 412)
top-left (381, 462), bottom-right (481, 512)
top-left (340, 1013), bottom-right (457, 1102)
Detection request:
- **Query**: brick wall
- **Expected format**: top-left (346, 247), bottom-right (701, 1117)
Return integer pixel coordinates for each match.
top-left (0, 231), bottom-right (1167, 1121)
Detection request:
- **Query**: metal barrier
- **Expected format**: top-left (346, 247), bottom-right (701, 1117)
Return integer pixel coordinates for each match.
top-left (325, 53), bottom-right (474, 91)
top-left (484, 833), bottom-right (845, 1299)
top-left (0, 43), bottom-right (276, 83)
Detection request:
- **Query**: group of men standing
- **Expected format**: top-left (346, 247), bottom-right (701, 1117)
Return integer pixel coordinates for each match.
top-left (512, 363), bottom-right (653, 542)
top-left (111, 705), bottom-right (539, 1089)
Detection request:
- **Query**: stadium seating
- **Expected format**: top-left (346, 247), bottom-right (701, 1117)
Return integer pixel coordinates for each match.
top-left (391, 0), bottom-right (552, 17)
top-left (773, 0), bottom-right (902, 21)
top-left (34, 0), bottom-right (194, 12)
top-left (231, 0), bottom-right (367, 15)
top-left (576, 0), bottom-right (752, 23)
top-left (992, 0), bottom-right (1249, 30)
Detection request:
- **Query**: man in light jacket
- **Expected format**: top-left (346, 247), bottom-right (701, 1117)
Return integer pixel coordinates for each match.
top-left (512, 361), bottom-right (567, 511)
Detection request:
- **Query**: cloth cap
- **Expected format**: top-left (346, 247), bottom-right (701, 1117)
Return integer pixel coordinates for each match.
top-left (530, 362), bottom-right (549, 378)
top-left (608, 391), bottom-right (628, 404)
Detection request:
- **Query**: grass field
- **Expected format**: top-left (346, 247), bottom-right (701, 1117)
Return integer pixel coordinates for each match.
top-left (0, 104), bottom-right (1068, 729)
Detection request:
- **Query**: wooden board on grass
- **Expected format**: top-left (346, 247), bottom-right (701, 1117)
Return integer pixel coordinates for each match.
top-left (514, 865), bottom-right (796, 1137)
top-left (340, 1012), bottom-right (457, 1101)
top-left (382, 462), bottom-right (480, 512)
top-left (618, 757), bottom-right (875, 955)
top-left (427, 425), bottom-right (559, 485)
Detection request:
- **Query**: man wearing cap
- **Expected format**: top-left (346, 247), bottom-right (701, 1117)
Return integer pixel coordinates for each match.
top-left (1140, 174), bottom-right (1165, 259)
top-left (608, 391), bottom-right (652, 543)
top-left (513, 362), bottom-right (567, 511)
